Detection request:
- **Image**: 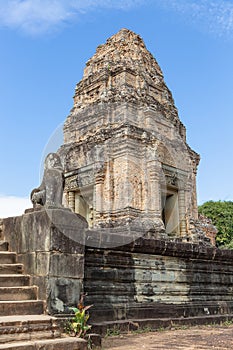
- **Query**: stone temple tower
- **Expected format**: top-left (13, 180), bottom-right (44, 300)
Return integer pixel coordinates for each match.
top-left (60, 29), bottom-right (200, 240)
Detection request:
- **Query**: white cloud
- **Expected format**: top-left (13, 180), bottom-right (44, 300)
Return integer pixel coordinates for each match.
top-left (0, 0), bottom-right (232, 37)
top-left (0, 195), bottom-right (31, 218)
top-left (0, 0), bottom-right (143, 35)
top-left (158, 0), bottom-right (233, 37)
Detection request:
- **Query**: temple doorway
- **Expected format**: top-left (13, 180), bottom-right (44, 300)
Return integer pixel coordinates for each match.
top-left (162, 188), bottom-right (179, 235)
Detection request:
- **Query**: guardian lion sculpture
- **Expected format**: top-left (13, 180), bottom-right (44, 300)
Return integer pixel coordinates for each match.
top-left (31, 153), bottom-right (64, 209)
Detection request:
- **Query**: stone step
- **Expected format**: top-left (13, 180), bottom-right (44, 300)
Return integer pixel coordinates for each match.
top-left (0, 252), bottom-right (16, 264)
top-left (0, 241), bottom-right (8, 252)
top-left (0, 264), bottom-right (23, 274)
top-left (0, 337), bottom-right (87, 350)
top-left (0, 274), bottom-right (30, 287)
top-left (0, 315), bottom-right (61, 344)
top-left (92, 314), bottom-right (233, 335)
top-left (0, 286), bottom-right (38, 301)
top-left (0, 300), bottom-right (44, 316)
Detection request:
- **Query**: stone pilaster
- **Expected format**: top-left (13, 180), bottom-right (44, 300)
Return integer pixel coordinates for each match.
top-left (192, 169), bottom-right (199, 220)
top-left (178, 188), bottom-right (186, 237)
top-left (148, 161), bottom-right (162, 220)
top-left (68, 191), bottom-right (75, 212)
top-left (94, 163), bottom-right (105, 220)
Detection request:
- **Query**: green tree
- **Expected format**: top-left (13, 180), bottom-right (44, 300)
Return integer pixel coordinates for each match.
top-left (198, 200), bottom-right (233, 248)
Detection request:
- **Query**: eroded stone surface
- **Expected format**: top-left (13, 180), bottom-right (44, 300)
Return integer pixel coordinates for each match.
top-left (31, 153), bottom-right (64, 210)
top-left (84, 239), bottom-right (233, 323)
top-left (1, 29), bottom-right (226, 335)
top-left (59, 28), bottom-right (207, 243)
top-left (2, 210), bottom-right (86, 314)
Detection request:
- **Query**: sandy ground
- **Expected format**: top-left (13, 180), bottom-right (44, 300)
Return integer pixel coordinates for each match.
top-left (102, 324), bottom-right (233, 350)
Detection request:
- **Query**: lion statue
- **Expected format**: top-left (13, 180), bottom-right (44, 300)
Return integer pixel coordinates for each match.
top-left (31, 153), bottom-right (64, 209)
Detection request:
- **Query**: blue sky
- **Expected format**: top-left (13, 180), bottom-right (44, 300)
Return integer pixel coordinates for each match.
top-left (0, 0), bottom-right (233, 217)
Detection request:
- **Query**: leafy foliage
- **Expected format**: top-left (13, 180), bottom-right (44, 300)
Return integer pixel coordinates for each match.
top-left (198, 201), bottom-right (233, 248)
top-left (66, 294), bottom-right (93, 338)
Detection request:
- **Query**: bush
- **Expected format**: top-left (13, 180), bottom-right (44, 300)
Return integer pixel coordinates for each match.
top-left (198, 200), bottom-right (233, 248)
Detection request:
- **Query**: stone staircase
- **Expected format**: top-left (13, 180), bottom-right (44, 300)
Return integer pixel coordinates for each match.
top-left (0, 240), bottom-right (87, 350)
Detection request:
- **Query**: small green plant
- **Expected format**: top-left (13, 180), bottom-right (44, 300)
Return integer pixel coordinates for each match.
top-left (105, 325), bottom-right (121, 337)
top-left (132, 326), bottom-right (152, 334)
top-left (222, 319), bottom-right (233, 327)
top-left (172, 324), bottom-right (189, 330)
top-left (66, 294), bottom-right (93, 338)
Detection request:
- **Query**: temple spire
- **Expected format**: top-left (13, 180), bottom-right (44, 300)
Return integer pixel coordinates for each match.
top-left (71, 28), bottom-right (179, 128)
